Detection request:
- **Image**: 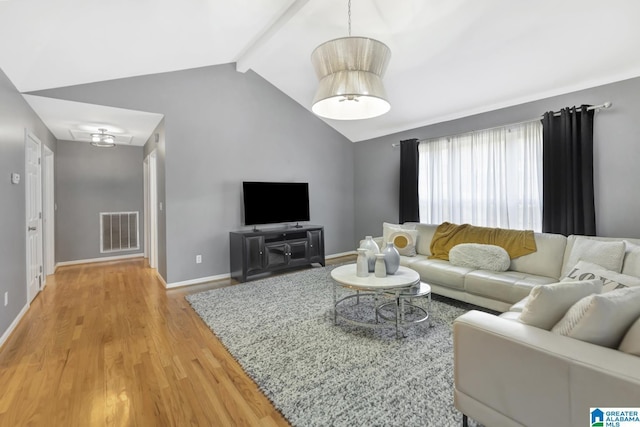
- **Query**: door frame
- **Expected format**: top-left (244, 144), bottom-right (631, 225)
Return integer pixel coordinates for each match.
top-left (42, 145), bottom-right (55, 280)
top-left (144, 150), bottom-right (158, 269)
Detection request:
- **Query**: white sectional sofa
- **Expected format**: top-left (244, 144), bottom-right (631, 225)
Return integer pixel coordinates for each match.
top-left (373, 222), bottom-right (640, 426)
top-left (375, 223), bottom-right (640, 312)
top-left (453, 310), bottom-right (640, 427)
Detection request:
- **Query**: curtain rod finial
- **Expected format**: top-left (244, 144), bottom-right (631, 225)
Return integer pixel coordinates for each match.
top-left (603, 101), bottom-right (612, 109)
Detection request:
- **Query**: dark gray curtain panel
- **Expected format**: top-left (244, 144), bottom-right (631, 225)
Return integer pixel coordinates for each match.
top-left (399, 138), bottom-right (420, 223)
top-left (542, 105), bottom-right (596, 236)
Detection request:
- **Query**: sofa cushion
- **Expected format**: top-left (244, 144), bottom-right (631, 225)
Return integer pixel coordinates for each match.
top-left (415, 223), bottom-right (438, 256)
top-left (561, 236), bottom-right (626, 277)
top-left (449, 243), bottom-right (510, 271)
top-left (509, 232), bottom-right (567, 279)
top-left (499, 311), bottom-right (521, 321)
top-left (399, 254), bottom-right (429, 268)
top-left (563, 260), bottom-right (640, 291)
top-left (518, 279), bottom-right (603, 330)
top-left (464, 270), bottom-right (557, 304)
top-left (619, 316), bottom-right (640, 357)
top-left (409, 259), bottom-right (472, 290)
top-left (509, 296), bottom-right (530, 313)
top-left (622, 241), bottom-right (640, 277)
top-left (551, 286), bottom-right (640, 348)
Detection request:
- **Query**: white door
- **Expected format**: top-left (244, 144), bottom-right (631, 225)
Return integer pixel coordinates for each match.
top-left (25, 131), bottom-right (43, 303)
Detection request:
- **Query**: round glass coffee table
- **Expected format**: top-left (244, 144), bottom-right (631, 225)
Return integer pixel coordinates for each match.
top-left (330, 264), bottom-right (421, 338)
top-left (376, 281), bottom-right (431, 327)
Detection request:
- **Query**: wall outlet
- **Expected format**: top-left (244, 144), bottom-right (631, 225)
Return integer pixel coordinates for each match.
top-left (196, 255), bottom-right (202, 264)
top-left (4, 292), bottom-right (7, 306)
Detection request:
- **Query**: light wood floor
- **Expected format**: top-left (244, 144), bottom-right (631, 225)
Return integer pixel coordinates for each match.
top-left (0, 257), bottom-right (351, 426)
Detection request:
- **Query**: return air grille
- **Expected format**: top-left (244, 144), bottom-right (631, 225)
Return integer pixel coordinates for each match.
top-left (100, 211), bottom-right (139, 253)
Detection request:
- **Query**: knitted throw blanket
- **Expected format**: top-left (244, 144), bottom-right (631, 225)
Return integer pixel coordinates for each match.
top-left (429, 222), bottom-right (537, 260)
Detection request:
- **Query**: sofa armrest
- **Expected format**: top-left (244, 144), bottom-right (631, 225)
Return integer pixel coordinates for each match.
top-left (454, 311), bottom-right (640, 427)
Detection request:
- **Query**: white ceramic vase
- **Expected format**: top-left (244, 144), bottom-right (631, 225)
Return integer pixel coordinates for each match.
top-left (374, 253), bottom-right (387, 278)
top-left (382, 241), bottom-right (400, 274)
top-left (359, 235), bottom-right (380, 272)
top-left (356, 248), bottom-right (369, 277)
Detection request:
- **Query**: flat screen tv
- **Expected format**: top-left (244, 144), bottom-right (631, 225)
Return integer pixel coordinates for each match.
top-left (243, 181), bottom-right (310, 226)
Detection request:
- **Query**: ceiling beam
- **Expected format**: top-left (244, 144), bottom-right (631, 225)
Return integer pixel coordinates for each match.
top-left (235, 0), bottom-right (311, 73)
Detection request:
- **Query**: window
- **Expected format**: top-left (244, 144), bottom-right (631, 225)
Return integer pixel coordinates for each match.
top-left (418, 121), bottom-right (543, 231)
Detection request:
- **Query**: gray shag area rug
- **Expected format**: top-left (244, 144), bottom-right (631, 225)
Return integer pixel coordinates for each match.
top-left (186, 264), bottom-right (487, 427)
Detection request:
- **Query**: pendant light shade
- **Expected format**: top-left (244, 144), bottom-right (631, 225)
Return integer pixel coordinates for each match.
top-left (311, 36), bottom-right (391, 120)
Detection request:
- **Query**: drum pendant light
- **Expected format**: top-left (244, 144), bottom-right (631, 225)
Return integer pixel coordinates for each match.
top-left (311, 0), bottom-right (391, 120)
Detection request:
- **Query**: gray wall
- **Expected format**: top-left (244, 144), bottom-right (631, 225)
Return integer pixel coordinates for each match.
top-left (354, 76), bottom-right (640, 240)
top-left (55, 141), bottom-right (144, 262)
top-left (0, 67), bottom-right (56, 340)
top-left (143, 119), bottom-right (167, 280)
top-left (33, 64), bottom-right (355, 284)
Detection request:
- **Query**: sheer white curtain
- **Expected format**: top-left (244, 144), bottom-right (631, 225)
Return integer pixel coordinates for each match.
top-left (418, 121), bottom-right (543, 231)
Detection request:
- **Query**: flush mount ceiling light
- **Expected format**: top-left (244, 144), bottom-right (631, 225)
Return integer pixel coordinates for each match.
top-left (90, 128), bottom-right (116, 148)
top-left (311, 0), bottom-right (391, 120)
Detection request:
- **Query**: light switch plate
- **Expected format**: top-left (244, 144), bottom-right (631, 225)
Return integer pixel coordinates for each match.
top-left (10, 173), bottom-right (20, 184)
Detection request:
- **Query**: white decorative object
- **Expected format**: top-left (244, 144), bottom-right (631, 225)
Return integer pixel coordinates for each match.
top-left (619, 316), bottom-right (640, 356)
top-left (359, 235), bottom-right (380, 272)
top-left (449, 243), bottom-right (511, 272)
top-left (551, 286), bottom-right (640, 348)
top-left (388, 230), bottom-right (418, 256)
top-left (382, 242), bottom-right (400, 274)
top-left (356, 248), bottom-right (369, 277)
top-left (518, 279), bottom-right (603, 330)
top-left (563, 260), bottom-right (640, 291)
top-left (374, 254), bottom-right (387, 278)
top-left (562, 237), bottom-right (626, 276)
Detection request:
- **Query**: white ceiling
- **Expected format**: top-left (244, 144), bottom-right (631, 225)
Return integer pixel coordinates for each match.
top-left (2, 0), bottom-right (640, 143)
top-left (22, 95), bottom-right (164, 146)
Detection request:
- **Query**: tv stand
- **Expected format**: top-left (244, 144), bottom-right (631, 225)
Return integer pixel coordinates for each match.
top-left (229, 225), bottom-right (325, 283)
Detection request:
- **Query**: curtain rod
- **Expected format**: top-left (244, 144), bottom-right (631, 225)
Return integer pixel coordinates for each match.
top-left (391, 101), bottom-right (613, 147)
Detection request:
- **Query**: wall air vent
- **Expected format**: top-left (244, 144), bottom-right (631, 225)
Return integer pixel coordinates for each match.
top-left (100, 211), bottom-right (139, 253)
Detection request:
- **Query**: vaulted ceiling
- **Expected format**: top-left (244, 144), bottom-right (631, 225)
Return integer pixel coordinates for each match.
top-left (2, 0), bottom-right (640, 143)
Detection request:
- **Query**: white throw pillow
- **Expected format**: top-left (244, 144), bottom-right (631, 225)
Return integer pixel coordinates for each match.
top-left (564, 260), bottom-right (640, 292)
top-left (562, 238), bottom-right (626, 277)
top-left (551, 286), bottom-right (640, 348)
top-left (619, 316), bottom-right (640, 357)
top-left (519, 279), bottom-right (603, 330)
top-left (382, 222), bottom-right (417, 248)
top-left (388, 230), bottom-right (419, 257)
top-left (622, 241), bottom-right (640, 277)
top-left (448, 243), bottom-right (511, 272)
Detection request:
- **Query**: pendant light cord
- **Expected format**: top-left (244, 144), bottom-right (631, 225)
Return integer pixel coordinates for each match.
top-left (348, 0), bottom-right (351, 36)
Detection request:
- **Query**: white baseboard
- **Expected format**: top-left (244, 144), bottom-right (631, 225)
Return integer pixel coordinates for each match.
top-left (155, 270), bottom-right (168, 287)
top-left (55, 253), bottom-right (144, 269)
top-left (326, 250), bottom-right (356, 259)
top-left (0, 303), bottom-right (29, 350)
top-left (165, 251), bottom-right (355, 289)
top-left (166, 272), bottom-right (231, 289)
